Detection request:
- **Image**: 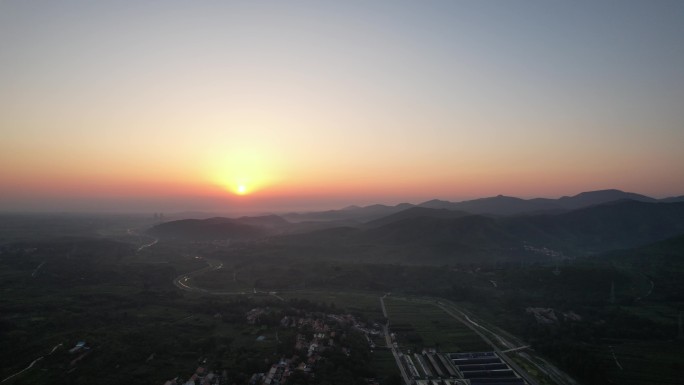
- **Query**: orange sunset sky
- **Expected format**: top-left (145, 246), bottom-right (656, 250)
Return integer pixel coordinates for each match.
top-left (2, 1), bottom-right (684, 213)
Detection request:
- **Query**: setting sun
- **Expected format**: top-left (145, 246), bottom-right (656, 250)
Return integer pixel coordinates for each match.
top-left (204, 147), bottom-right (284, 200)
top-left (1, 3), bottom-right (682, 384)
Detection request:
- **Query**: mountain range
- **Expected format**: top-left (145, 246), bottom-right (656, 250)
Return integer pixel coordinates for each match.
top-left (281, 189), bottom-right (682, 222)
top-left (148, 189), bottom-right (684, 264)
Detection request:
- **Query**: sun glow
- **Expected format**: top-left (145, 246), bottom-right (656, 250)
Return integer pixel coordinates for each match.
top-left (225, 178), bottom-right (254, 196)
top-left (206, 148), bottom-right (282, 197)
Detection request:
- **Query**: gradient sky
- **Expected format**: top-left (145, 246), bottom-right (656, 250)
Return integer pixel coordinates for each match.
top-left (2, 1), bottom-right (683, 213)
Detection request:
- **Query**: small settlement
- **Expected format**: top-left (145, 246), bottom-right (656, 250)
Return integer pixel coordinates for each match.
top-left (162, 307), bottom-right (382, 385)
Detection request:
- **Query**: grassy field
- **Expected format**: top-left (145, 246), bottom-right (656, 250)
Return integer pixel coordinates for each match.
top-left (368, 349), bottom-right (400, 378)
top-left (384, 297), bottom-right (489, 352)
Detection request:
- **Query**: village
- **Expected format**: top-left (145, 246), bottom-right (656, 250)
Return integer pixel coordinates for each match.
top-left (161, 307), bottom-right (383, 385)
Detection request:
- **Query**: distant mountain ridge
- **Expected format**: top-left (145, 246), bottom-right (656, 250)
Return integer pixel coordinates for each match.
top-left (556, 189), bottom-right (656, 208)
top-left (149, 190), bottom-right (684, 251)
top-left (148, 215), bottom-right (290, 241)
top-left (281, 203), bottom-right (413, 223)
top-left (369, 200), bottom-right (684, 255)
top-left (271, 200), bottom-right (684, 264)
top-left (364, 207), bottom-right (470, 228)
top-left (415, 189), bottom-right (658, 216)
top-left (421, 195), bottom-right (560, 216)
top-left (661, 195), bottom-right (684, 203)
top-left (279, 189), bottom-right (672, 221)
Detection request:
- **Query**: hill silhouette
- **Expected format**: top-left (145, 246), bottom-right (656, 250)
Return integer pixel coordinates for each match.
top-left (282, 203), bottom-right (414, 223)
top-left (277, 189), bottom-right (669, 221)
top-left (364, 206), bottom-right (470, 228)
top-left (148, 216), bottom-right (286, 241)
top-left (556, 189), bottom-right (656, 209)
top-left (148, 191), bottom-right (684, 259)
top-left (268, 200), bottom-right (684, 264)
top-left (416, 189), bottom-right (659, 216)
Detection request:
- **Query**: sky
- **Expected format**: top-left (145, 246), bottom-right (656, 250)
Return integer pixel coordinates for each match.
top-left (1, 0), bottom-right (683, 213)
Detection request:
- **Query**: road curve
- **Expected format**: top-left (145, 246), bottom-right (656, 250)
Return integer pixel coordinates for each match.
top-left (172, 257), bottom-right (284, 301)
top-left (1, 358), bottom-right (43, 383)
top-left (172, 257), bottom-right (224, 293)
top-left (172, 262), bottom-right (574, 385)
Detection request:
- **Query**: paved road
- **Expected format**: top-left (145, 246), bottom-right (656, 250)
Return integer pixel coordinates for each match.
top-left (380, 293), bottom-right (389, 318)
top-left (31, 261), bottom-right (45, 277)
top-left (172, 257), bottom-right (284, 301)
top-left (380, 295), bottom-right (411, 385)
top-left (426, 300), bottom-right (540, 385)
top-left (636, 275), bottom-right (655, 301)
top-left (1, 358), bottom-right (43, 383)
top-left (171, 262), bottom-right (576, 385)
top-left (173, 257), bottom-right (225, 293)
top-left (136, 238), bottom-right (158, 253)
top-left (1, 343), bottom-right (62, 383)
top-left (126, 228), bottom-right (158, 253)
top-left (434, 299), bottom-right (578, 385)
top-left (48, 343), bottom-right (63, 355)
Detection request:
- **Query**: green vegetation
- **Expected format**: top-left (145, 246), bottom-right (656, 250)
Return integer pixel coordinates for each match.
top-left (368, 350), bottom-right (400, 379)
top-left (2, 213), bottom-right (684, 385)
top-left (384, 298), bottom-right (489, 352)
top-left (441, 241), bottom-right (684, 385)
top-left (0, 232), bottom-right (392, 384)
top-left (590, 341), bottom-right (684, 385)
top-left (280, 291), bottom-right (385, 322)
top-left (151, 201), bottom-right (684, 263)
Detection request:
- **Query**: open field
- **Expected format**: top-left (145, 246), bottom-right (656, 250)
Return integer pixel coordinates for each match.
top-left (384, 297), bottom-right (489, 352)
top-left (368, 349), bottom-right (400, 378)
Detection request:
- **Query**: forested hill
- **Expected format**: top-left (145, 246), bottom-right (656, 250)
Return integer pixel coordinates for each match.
top-left (269, 200), bottom-right (684, 264)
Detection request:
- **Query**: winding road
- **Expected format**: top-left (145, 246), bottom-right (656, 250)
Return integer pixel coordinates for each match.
top-left (136, 238), bottom-right (158, 253)
top-left (172, 257), bottom-right (284, 301)
top-left (173, 257), bottom-right (225, 293)
top-left (172, 259), bottom-right (576, 385)
top-left (635, 276), bottom-right (655, 302)
top-left (1, 343), bottom-right (62, 383)
top-left (1, 358), bottom-right (43, 383)
top-left (126, 228), bottom-right (158, 253)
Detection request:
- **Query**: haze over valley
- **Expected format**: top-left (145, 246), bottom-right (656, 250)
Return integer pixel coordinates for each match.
top-left (2, 1), bottom-right (684, 385)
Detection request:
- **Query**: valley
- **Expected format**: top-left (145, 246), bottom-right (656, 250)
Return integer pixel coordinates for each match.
top-left (1, 192), bottom-right (683, 385)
